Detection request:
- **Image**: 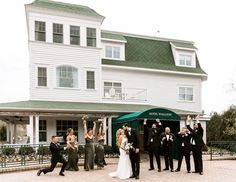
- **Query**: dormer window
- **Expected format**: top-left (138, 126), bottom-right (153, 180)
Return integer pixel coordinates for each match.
top-left (179, 54), bottom-right (192, 66)
top-left (105, 46), bottom-right (121, 59)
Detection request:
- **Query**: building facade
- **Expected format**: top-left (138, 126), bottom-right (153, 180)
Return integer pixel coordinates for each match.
top-left (0, 0), bottom-right (207, 148)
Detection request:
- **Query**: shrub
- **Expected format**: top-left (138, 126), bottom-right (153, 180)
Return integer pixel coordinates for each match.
top-left (19, 146), bottom-right (35, 155)
top-left (37, 146), bottom-right (51, 155)
top-left (1, 147), bottom-right (15, 156)
top-left (104, 145), bottom-right (113, 155)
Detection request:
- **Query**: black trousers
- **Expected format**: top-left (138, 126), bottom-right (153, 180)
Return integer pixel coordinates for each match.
top-left (163, 147), bottom-right (173, 170)
top-left (177, 147), bottom-right (191, 172)
top-left (192, 145), bottom-right (203, 172)
top-left (129, 150), bottom-right (140, 177)
top-left (42, 156), bottom-right (67, 174)
top-left (148, 145), bottom-right (161, 170)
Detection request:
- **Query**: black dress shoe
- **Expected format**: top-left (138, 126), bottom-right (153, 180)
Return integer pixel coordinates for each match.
top-left (171, 169), bottom-right (174, 172)
top-left (59, 172), bottom-right (65, 176)
top-left (163, 168), bottom-right (169, 171)
top-left (199, 172), bottom-right (203, 175)
top-left (148, 168), bottom-right (154, 171)
top-left (193, 171), bottom-right (199, 173)
top-left (188, 171), bottom-right (191, 173)
top-left (158, 169), bottom-right (161, 172)
top-left (130, 175), bottom-right (136, 178)
top-left (135, 176), bottom-right (139, 180)
top-left (37, 170), bottom-right (42, 176)
top-left (175, 169), bottom-right (180, 172)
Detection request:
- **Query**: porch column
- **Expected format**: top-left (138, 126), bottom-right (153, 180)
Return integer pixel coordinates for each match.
top-left (27, 115), bottom-right (34, 144)
top-left (102, 117), bottom-right (107, 145)
top-left (6, 123), bottom-right (10, 143)
top-left (108, 116), bottom-right (112, 146)
top-left (9, 123), bottom-right (14, 144)
top-left (35, 115), bottom-right (39, 144)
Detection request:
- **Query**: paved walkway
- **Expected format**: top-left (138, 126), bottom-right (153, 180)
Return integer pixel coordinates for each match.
top-left (1, 156), bottom-right (236, 182)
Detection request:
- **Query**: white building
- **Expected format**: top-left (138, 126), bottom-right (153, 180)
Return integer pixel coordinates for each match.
top-left (0, 0), bottom-right (207, 150)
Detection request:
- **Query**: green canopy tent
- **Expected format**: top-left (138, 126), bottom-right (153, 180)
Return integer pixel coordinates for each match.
top-left (112, 108), bottom-right (181, 159)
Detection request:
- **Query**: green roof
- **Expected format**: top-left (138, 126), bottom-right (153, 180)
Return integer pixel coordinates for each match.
top-left (0, 100), bottom-right (197, 115)
top-left (171, 41), bottom-right (197, 49)
top-left (102, 34), bottom-right (207, 75)
top-left (101, 32), bottom-right (127, 42)
top-left (28, 0), bottom-right (104, 18)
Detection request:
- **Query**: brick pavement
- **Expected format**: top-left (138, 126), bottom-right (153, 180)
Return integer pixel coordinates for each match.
top-left (1, 156), bottom-right (236, 182)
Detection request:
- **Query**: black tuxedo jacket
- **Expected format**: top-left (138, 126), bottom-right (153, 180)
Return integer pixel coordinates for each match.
top-left (145, 124), bottom-right (162, 147)
top-left (126, 128), bottom-right (140, 149)
top-left (50, 142), bottom-right (64, 161)
top-left (187, 123), bottom-right (205, 147)
top-left (160, 132), bottom-right (175, 148)
top-left (176, 132), bottom-right (192, 150)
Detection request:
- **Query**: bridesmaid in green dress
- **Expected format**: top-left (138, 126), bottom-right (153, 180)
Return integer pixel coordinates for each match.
top-left (66, 128), bottom-right (79, 171)
top-left (83, 117), bottom-right (96, 171)
top-left (95, 122), bottom-right (105, 169)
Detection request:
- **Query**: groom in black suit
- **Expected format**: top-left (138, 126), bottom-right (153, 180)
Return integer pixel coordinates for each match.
top-left (123, 123), bottom-right (140, 180)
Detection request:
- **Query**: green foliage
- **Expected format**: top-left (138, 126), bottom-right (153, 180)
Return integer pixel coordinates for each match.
top-left (207, 105), bottom-right (236, 142)
top-left (19, 146), bottom-right (35, 155)
top-left (0, 125), bottom-right (7, 141)
top-left (1, 147), bottom-right (15, 156)
top-left (37, 146), bottom-right (51, 155)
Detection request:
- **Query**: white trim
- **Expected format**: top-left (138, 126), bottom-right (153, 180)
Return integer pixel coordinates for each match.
top-left (101, 38), bottom-right (127, 43)
top-left (102, 64), bottom-right (208, 80)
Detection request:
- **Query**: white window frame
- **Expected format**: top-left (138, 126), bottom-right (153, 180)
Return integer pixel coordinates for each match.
top-left (178, 86), bottom-right (194, 102)
top-left (105, 46), bottom-right (121, 60)
top-left (56, 65), bottom-right (78, 88)
top-left (103, 81), bottom-right (122, 99)
top-left (37, 67), bottom-right (47, 87)
top-left (86, 70), bottom-right (96, 90)
top-left (174, 50), bottom-right (196, 68)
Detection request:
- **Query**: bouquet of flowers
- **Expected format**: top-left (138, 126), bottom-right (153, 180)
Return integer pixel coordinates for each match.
top-left (125, 143), bottom-right (133, 151)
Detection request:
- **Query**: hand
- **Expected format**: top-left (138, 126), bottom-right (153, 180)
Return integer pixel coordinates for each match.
top-left (83, 120), bottom-right (86, 125)
top-left (144, 118), bottom-right (147, 124)
top-left (187, 115), bottom-right (191, 121)
top-left (195, 114), bottom-right (200, 121)
top-left (162, 137), bottom-right (166, 141)
top-left (156, 118), bottom-right (160, 123)
top-left (93, 121), bottom-right (96, 125)
top-left (135, 148), bottom-right (139, 153)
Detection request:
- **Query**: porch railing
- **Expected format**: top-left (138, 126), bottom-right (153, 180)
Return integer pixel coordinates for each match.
top-left (103, 86), bottom-right (147, 102)
top-left (208, 141), bottom-right (236, 160)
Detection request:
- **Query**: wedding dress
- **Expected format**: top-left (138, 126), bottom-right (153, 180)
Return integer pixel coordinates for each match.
top-left (109, 136), bottom-right (132, 179)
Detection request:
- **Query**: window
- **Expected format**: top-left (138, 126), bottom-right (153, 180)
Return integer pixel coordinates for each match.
top-left (105, 46), bottom-right (121, 59)
top-left (87, 71), bottom-right (95, 89)
top-left (104, 82), bottom-right (122, 99)
top-left (87, 28), bottom-right (96, 47)
top-left (56, 120), bottom-right (78, 138)
top-left (179, 54), bottom-right (192, 66)
top-left (53, 23), bottom-right (63, 43)
top-left (56, 66), bottom-right (78, 88)
top-left (179, 87), bottom-right (193, 101)
top-left (38, 67), bottom-right (47, 87)
top-left (39, 120), bottom-right (47, 142)
top-left (35, 21), bottom-right (45, 41)
top-left (70, 25), bottom-right (80, 45)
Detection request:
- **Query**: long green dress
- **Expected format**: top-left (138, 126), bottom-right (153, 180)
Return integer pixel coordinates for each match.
top-left (95, 139), bottom-right (105, 168)
top-left (67, 144), bottom-right (79, 171)
top-left (84, 137), bottom-right (95, 171)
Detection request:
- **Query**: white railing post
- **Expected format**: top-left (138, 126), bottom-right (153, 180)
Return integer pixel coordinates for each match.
top-left (108, 116), bottom-right (112, 146)
top-left (35, 115), bottom-right (39, 144)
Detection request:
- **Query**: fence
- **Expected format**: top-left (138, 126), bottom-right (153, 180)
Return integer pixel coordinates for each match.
top-left (208, 141), bottom-right (236, 160)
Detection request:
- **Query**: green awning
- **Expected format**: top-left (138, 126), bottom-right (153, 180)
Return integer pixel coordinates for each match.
top-left (116, 108), bottom-right (180, 122)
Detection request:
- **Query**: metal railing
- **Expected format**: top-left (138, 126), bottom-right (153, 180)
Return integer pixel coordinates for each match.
top-left (208, 141), bottom-right (236, 160)
top-left (103, 86), bottom-right (147, 102)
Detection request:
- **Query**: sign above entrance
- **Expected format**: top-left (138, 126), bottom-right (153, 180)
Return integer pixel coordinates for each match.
top-left (116, 108), bottom-right (180, 122)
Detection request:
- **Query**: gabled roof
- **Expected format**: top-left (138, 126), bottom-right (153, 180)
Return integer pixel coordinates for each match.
top-left (171, 41), bottom-right (197, 50)
top-left (28, 0), bottom-right (104, 18)
top-left (102, 32), bottom-right (207, 75)
top-left (0, 100), bottom-right (198, 115)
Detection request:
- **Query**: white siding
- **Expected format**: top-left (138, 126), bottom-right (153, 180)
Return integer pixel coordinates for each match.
top-left (102, 67), bottom-right (202, 112)
top-left (30, 42), bottom-right (102, 102)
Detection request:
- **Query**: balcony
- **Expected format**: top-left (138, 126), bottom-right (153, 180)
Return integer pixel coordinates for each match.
top-left (103, 86), bottom-right (147, 102)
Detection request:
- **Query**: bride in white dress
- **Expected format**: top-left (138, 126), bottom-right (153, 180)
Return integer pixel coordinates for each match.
top-left (109, 129), bottom-right (132, 179)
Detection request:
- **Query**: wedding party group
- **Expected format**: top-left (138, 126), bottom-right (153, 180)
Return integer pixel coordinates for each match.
top-left (36, 114), bottom-right (204, 180)
top-left (37, 116), bottom-right (106, 176)
top-left (109, 114), bottom-right (205, 180)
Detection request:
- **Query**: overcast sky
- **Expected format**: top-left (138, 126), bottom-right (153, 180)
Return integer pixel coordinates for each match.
top-left (0, 0), bottom-right (235, 114)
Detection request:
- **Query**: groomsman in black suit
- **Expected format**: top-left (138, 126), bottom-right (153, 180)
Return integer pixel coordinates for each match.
top-left (175, 127), bottom-right (192, 173)
top-left (37, 136), bottom-right (68, 176)
top-left (160, 127), bottom-right (175, 172)
top-left (187, 115), bottom-right (205, 175)
top-left (144, 118), bottom-right (162, 172)
top-left (123, 123), bottom-right (140, 180)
